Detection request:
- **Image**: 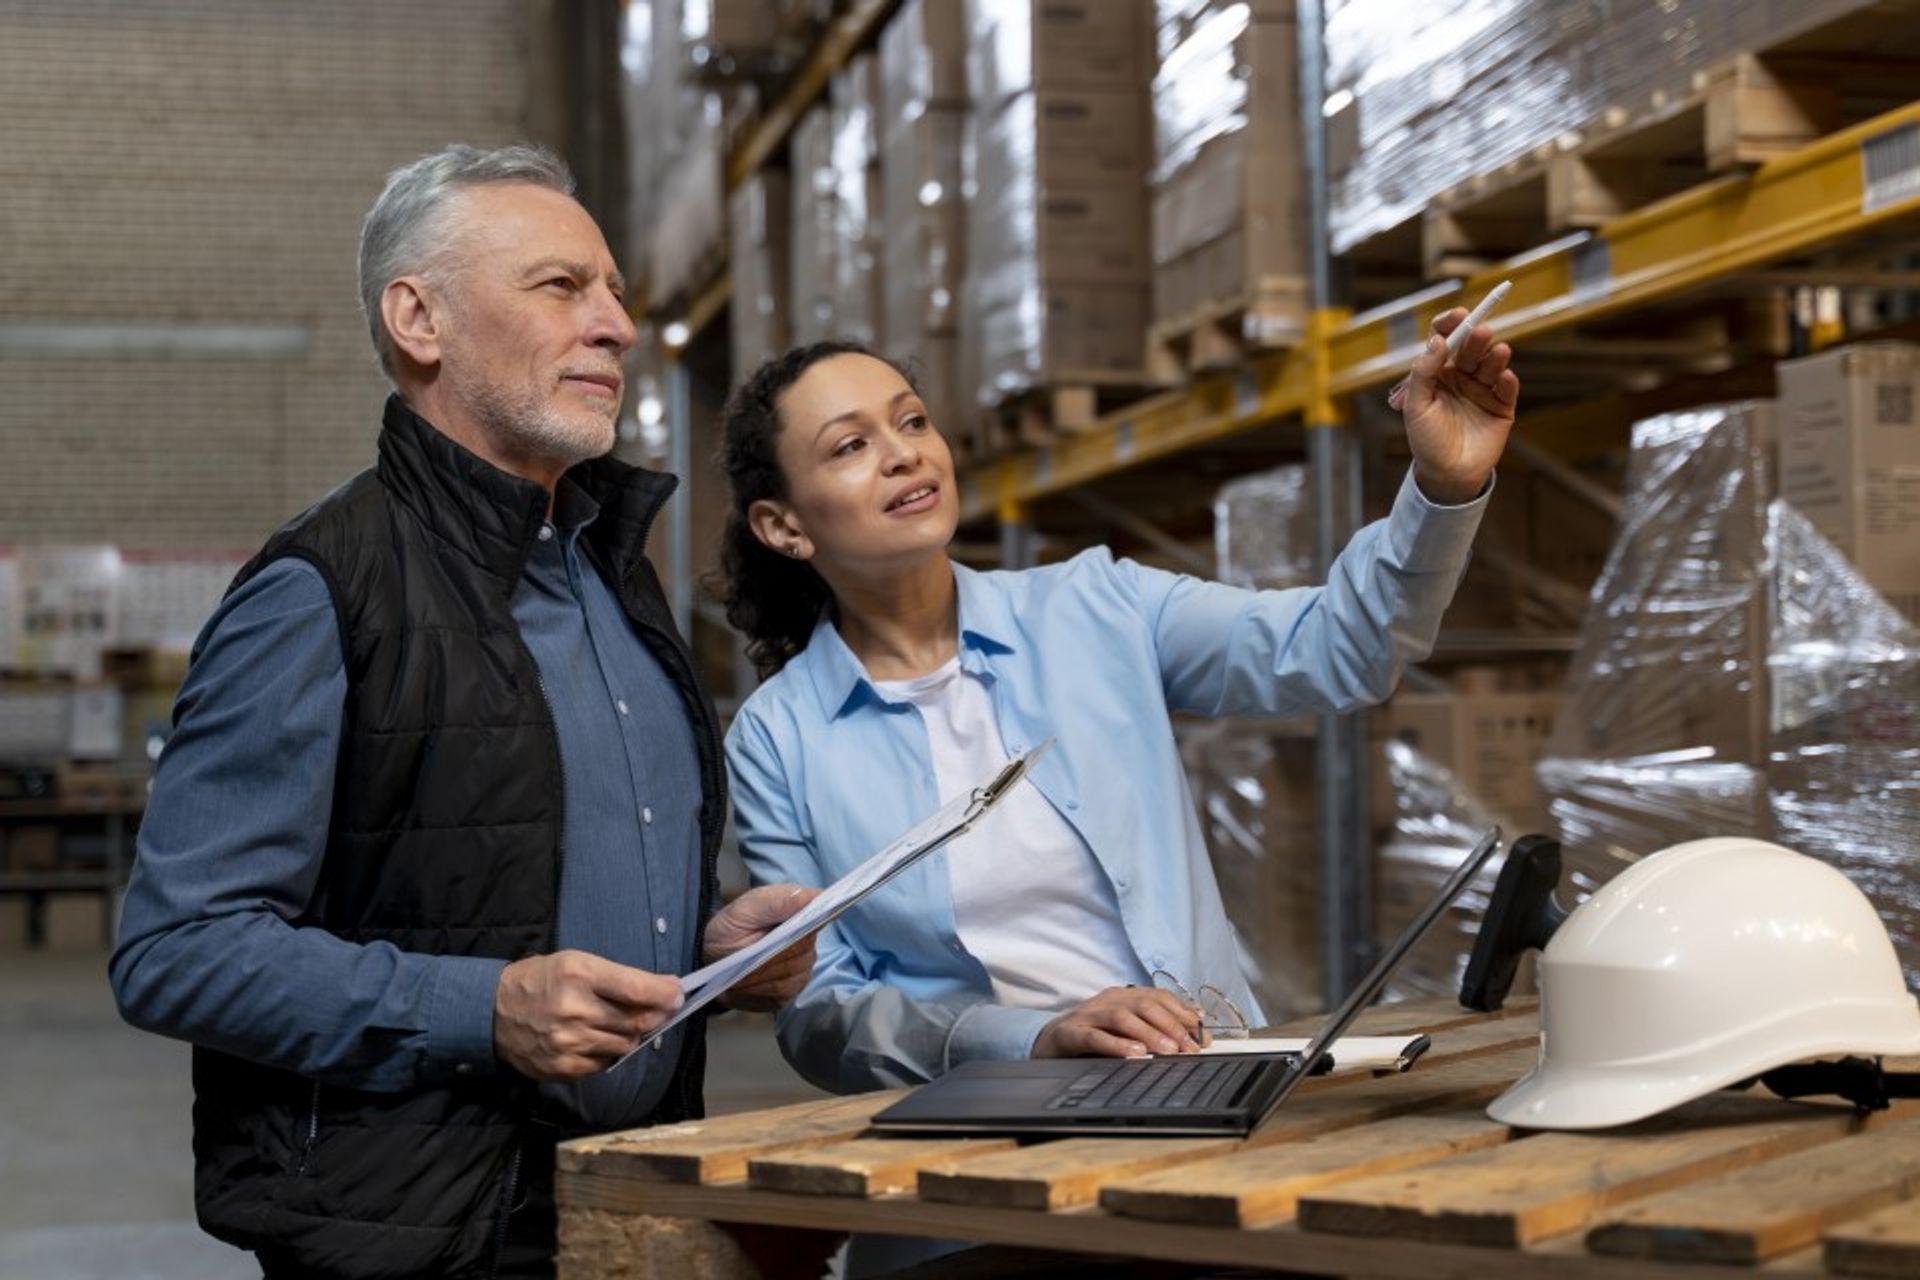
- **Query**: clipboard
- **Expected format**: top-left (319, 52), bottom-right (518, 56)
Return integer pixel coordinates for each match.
top-left (612, 738), bottom-right (1054, 1066)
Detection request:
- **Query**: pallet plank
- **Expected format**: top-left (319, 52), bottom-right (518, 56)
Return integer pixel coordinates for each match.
top-left (747, 1136), bottom-right (1018, 1197)
top-left (1825, 1197), bottom-right (1920, 1279)
top-left (1587, 1112), bottom-right (1920, 1264)
top-left (1297, 1094), bottom-right (1866, 1248)
top-left (1099, 1111), bottom-right (1512, 1227)
top-left (557, 1089), bottom-right (909, 1184)
top-left (917, 1048), bottom-right (1534, 1211)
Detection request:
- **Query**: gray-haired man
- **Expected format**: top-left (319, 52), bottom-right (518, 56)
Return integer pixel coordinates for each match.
top-left (110, 144), bottom-right (817, 1279)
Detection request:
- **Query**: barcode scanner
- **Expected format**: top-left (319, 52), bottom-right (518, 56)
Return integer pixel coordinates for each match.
top-left (1460, 833), bottom-right (1569, 1012)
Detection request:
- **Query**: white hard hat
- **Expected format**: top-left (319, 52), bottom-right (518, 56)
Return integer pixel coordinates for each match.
top-left (1489, 837), bottom-right (1920, 1129)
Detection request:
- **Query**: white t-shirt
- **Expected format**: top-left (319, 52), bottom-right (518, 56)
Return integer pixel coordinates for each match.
top-left (872, 656), bottom-right (1150, 1011)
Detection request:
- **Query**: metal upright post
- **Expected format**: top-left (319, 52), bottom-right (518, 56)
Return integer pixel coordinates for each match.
top-left (665, 357), bottom-right (695, 642)
top-left (1298, 0), bottom-right (1373, 1004)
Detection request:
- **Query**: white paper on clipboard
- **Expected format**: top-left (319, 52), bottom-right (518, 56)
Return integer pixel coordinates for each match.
top-left (610, 739), bottom-right (1054, 1068)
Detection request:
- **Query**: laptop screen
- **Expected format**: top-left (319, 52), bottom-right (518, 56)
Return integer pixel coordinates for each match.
top-left (1256, 826), bottom-right (1504, 1119)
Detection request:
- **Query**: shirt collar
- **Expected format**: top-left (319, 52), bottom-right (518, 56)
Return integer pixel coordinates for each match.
top-left (799, 560), bottom-right (1020, 721)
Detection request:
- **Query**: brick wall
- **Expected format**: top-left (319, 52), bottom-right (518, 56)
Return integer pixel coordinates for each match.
top-left (0, 0), bottom-right (558, 547)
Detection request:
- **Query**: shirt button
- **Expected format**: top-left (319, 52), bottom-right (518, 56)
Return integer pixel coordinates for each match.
top-left (655, 916), bottom-right (668, 935)
top-left (616, 699), bottom-right (630, 716)
top-left (1065, 797), bottom-right (1080, 810)
top-left (537, 525), bottom-right (554, 542)
top-left (651, 1039), bottom-right (664, 1052)
top-left (642, 806), bottom-right (654, 825)
top-left (455, 1062), bottom-right (473, 1076)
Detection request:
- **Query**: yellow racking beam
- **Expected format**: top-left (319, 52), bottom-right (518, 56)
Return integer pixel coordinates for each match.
top-left (959, 98), bottom-right (1920, 523)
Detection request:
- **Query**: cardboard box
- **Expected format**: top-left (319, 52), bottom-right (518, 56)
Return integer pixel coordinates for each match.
top-left (966, 0), bottom-right (1150, 106)
top-left (1385, 691), bottom-right (1561, 833)
top-left (975, 283), bottom-right (1150, 401)
top-left (1777, 342), bottom-right (1920, 624)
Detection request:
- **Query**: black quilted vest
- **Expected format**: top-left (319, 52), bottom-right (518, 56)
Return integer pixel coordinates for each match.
top-left (190, 396), bottom-right (724, 1278)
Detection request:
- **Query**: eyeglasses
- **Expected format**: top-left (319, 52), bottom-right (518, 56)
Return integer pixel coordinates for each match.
top-left (1151, 969), bottom-right (1251, 1040)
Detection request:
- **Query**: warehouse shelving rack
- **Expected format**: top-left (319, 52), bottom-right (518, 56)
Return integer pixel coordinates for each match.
top-left (647, 0), bottom-right (1920, 1002)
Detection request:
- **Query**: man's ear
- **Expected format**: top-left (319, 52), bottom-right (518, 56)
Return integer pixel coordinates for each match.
top-left (748, 498), bottom-right (812, 562)
top-left (381, 277), bottom-right (445, 371)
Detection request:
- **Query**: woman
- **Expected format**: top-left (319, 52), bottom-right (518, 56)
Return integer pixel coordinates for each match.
top-left (719, 313), bottom-right (1516, 1094)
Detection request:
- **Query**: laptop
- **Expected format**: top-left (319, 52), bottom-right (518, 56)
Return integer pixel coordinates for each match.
top-left (871, 826), bottom-right (1503, 1137)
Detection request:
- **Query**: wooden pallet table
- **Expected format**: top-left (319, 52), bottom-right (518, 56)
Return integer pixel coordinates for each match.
top-left (555, 999), bottom-right (1920, 1279)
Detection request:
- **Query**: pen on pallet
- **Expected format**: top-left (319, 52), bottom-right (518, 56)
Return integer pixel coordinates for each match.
top-left (1385, 279), bottom-right (1513, 411)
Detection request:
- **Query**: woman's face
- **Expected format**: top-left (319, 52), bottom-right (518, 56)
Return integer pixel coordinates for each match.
top-left (757, 353), bottom-right (959, 577)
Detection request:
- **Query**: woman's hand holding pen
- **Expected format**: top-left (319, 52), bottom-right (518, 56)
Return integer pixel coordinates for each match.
top-left (1032, 985), bottom-right (1210, 1059)
top-left (1400, 306), bottom-right (1520, 506)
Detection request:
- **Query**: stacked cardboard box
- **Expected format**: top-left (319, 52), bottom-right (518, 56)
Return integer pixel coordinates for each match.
top-left (1324, 0), bottom-right (1878, 254)
top-left (961, 0), bottom-right (1153, 409)
top-left (1149, 0), bottom-right (1307, 340)
top-left (728, 170), bottom-right (790, 380)
top-left (1777, 342), bottom-right (1920, 626)
top-left (1384, 691), bottom-right (1560, 835)
top-left (878, 0), bottom-right (968, 439)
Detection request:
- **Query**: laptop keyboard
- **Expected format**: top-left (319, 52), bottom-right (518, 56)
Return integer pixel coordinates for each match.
top-left (1044, 1055), bottom-right (1286, 1112)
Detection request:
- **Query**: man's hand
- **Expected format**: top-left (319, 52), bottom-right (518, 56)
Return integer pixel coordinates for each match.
top-left (702, 884), bottom-right (821, 1013)
top-left (492, 950), bottom-right (684, 1080)
top-left (1401, 306), bottom-right (1520, 506)
top-left (1032, 986), bottom-right (1209, 1059)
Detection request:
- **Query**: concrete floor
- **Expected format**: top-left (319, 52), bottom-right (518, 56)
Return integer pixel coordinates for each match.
top-left (0, 930), bottom-right (826, 1280)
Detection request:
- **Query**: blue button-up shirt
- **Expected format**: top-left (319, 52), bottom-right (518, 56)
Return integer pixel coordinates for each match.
top-left (727, 469), bottom-right (1487, 1093)
top-left (111, 480), bottom-right (703, 1130)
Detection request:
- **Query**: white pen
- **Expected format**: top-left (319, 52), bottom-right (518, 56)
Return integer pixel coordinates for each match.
top-left (1386, 278), bottom-right (1512, 410)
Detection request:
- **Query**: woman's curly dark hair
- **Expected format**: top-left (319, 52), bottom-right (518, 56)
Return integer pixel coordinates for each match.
top-left (712, 340), bottom-right (919, 679)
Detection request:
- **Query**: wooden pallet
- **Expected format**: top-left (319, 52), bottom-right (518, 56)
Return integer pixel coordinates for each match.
top-left (556, 997), bottom-right (1920, 1279)
top-left (1420, 49), bottom-right (1858, 279)
top-left (1146, 282), bottom-right (1311, 383)
top-left (970, 372), bottom-right (1163, 459)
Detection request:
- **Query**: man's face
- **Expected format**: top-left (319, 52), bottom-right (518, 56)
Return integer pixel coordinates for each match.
top-left (431, 183), bottom-right (636, 470)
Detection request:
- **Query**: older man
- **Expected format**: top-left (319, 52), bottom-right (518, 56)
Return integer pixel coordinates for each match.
top-left (110, 144), bottom-right (814, 1279)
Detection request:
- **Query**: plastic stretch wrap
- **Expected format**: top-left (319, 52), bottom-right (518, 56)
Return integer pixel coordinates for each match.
top-left (1538, 397), bottom-right (1920, 980)
top-left (878, 0), bottom-right (966, 433)
top-left (1323, 0), bottom-right (1878, 253)
top-left (1214, 464), bottom-right (1313, 590)
top-left (1178, 718), bottom-right (1322, 1021)
top-left (1374, 740), bottom-right (1573, 1003)
top-left (1153, 1), bottom-right (1254, 185)
top-left (1149, 0), bottom-right (1305, 332)
top-left (1538, 402), bottom-right (1774, 876)
top-left (728, 170), bottom-right (789, 381)
top-left (1767, 501), bottom-right (1920, 984)
top-left (625, 2), bottom-right (728, 302)
top-left (826, 55), bottom-right (884, 346)
top-left (788, 106), bottom-right (837, 346)
top-left (961, 0), bottom-right (1151, 406)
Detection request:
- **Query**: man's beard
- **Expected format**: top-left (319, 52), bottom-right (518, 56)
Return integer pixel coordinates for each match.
top-left (450, 365), bottom-right (616, 471)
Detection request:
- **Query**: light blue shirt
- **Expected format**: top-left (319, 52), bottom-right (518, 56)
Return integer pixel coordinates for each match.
top-left (727, 468), bottom-right (1489, 1093)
